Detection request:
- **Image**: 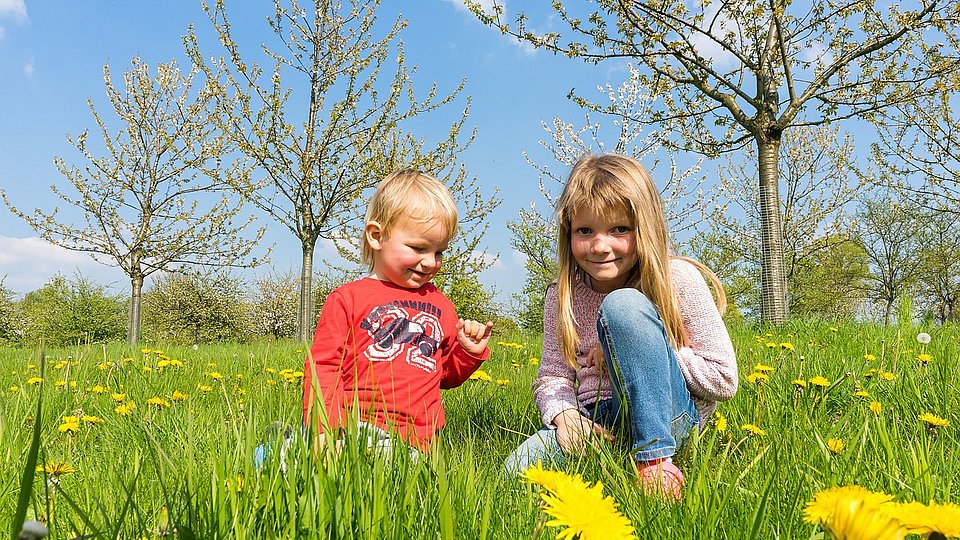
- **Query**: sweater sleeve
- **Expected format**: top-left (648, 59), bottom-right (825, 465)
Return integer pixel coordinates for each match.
top-left (302, 290), bottom-right (352, 432)
top-left (532, 283), bottom-right (581, 427)
top-left (672, 260), bottom-right (739, 402)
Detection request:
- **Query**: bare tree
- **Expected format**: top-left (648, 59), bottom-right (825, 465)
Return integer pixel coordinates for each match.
top-left (470, 0), bottom-right (960, 324)
top-left (854, 195), bottom-right (923, 324)
top-left (186, 0), bottom-right (485, 341)
top-left (2, 57), bottom-right (263, 344)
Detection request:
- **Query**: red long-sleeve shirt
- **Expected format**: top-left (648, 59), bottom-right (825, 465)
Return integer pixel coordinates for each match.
top-left (302, 277), bottom-right (488, 449)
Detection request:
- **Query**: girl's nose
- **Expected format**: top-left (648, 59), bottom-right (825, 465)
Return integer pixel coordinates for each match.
top-left (590, 235), bottom-right (610, 253)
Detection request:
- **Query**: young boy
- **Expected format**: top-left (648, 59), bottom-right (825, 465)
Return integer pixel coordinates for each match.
top-left (302, 169), bottom-right (493, 452)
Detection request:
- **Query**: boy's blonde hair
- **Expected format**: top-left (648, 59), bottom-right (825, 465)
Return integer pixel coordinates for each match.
top-left (554, 154), bottom-right (726, 369)
top-left (361, 169), bottom-right (459, 270)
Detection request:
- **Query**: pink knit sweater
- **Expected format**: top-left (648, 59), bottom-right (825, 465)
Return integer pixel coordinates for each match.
top-left (533, 258), bottom-right (738, 428)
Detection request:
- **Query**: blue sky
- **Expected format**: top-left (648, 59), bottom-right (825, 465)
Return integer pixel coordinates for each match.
top-left (1, 0), bottom-right (644, 308)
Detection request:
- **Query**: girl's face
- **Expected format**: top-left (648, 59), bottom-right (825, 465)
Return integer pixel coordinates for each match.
top-left (366, 216), bottom-right (449, 289)
top-left (570, 206), bottom-right (638, 293)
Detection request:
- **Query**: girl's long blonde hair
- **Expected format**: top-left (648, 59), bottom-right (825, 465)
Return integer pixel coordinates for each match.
top-left (554, 154), bottom-right (726, 369)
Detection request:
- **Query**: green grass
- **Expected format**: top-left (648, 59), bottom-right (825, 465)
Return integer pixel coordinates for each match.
top-left (1, 322), bottom-right (958, 539)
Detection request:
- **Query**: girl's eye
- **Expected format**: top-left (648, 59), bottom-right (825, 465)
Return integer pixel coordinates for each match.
top-left (613, 226), bottom-right (632, 234)
top-left (411, 246), bottom-right (426, 253)
top-left (576, 227), bottom-right (592, 235)
top-left (436, 251), bottom-right (444, 259)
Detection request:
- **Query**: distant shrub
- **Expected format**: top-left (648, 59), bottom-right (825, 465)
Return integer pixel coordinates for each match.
top-left (18, 274), bottom-right (126, 346)
top-left (142, 272), bottom-right (249, 344)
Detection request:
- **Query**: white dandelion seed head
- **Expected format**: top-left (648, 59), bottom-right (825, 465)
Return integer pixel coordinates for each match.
top-left (917, 332), bottom-right (931, 345)
top-left (18, 520), bottom-right (49, 540)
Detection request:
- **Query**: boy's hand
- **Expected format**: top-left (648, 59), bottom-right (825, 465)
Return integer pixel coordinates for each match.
top-left (456, 319), bottom-right (494, 356)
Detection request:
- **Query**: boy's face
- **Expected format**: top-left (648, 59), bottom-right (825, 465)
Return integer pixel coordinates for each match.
top-left (365, 216), bottom-right (449, 289)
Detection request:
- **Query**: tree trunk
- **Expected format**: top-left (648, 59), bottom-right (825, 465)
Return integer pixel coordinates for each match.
top-left (297, 242), bottom-right (315, 343)
top-left (757, 136), bottom-right (788, 324)
top-left (128, 274), bottom-right (144, 345)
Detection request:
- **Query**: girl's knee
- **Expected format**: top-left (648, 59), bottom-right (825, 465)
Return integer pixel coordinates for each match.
top-left (601, 288), bottom-right (656, 318)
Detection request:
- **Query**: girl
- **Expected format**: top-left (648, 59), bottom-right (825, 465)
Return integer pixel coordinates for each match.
top-left (504, 154), bottom-right (738, 499)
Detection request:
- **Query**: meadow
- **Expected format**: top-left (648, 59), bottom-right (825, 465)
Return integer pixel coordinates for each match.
top-left (1, 321), bottom-right (958, 539)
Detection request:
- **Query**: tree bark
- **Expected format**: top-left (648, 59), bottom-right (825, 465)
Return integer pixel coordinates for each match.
top-left (128, 273), bottom-right (144, 345)
top-left (298, 242), bottom-right (315, 343)
top-left (757, 135), bottom-right (788, 324)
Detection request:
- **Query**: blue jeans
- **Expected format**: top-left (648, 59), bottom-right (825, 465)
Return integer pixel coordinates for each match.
top-left (504, 288), bottom-right (698, 475)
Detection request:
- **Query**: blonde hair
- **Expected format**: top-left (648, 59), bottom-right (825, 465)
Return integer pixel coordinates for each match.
top-left (554, 154), bottom-right (726, 369)
top-left (361, 169), bottom-right (459, 270)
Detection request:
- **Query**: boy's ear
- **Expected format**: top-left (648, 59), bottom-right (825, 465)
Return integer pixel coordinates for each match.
top-left (365, 221), bottom-right (385, 250)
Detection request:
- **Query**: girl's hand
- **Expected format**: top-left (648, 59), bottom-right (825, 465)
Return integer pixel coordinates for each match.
top-left (553, 409), bottom-right (614, 454)
top-left (583, 345), bottom-right (605, 368)
top-left (456, 319), bottom-right (494, 356)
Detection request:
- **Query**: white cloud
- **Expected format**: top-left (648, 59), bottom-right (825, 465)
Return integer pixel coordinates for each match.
top-left (0, 0), bottom-right (27, 21)
top-left (510, 249), bottom-right (527, 267)
top-left (0, 236), bottom-right (126, 295)
top-left (687, 1), bottom-right (739, 69)
top-left (472, 250), bottom-right (504, 269)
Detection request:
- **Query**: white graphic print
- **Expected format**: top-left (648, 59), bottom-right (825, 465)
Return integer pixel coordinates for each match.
top-left (360, 302), bottom-right (443, 373)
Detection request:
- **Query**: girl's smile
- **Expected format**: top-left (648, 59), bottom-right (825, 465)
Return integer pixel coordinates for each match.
top-left (570, 207), bottom-right (638, 293)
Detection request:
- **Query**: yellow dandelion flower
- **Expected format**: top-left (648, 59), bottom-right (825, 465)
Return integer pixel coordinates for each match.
top-left (530, 357), bottom-right (540, 365)
top-left (147, 397), bottom-right (171, 408)
top-left (112, 393), bottom-right (126, 402)
top-left (140, 348), bottom-right (151, 354)
top-left (82, 415), bottom-right (104, 424)
top-left (157, 360), bottom-right (171, 368)
top-left (878, 371), bottom-right (895, 381)
top-left (496, 379), bottom-right (511, 386)
top-left (53, 361), bottom-right (66, 370)
top-left (522, 462), bottom-right (582, 493)
top-left (36, 462), bottom-right (77, 476)
top-left (97, 362), bottom-right (111, 370)
top-left (267, 379), bottom-right (277, 386)
top-left (746, 372), bottom-right (769, 384)
top-left (714, 412), bottom-right (727, 433)
top-left (741, 424), bottom-right (766, 436)
top-left (803, 485), bottom-right (894, 525)
top-left (265, 367), bottom-right (277, 374)
top-left (824, 497), bottom-right (905, 540)
top-left (792, 378), bottom-right (807, 389)
top-left (89, 385), bottom-right (106, 394)
top-left (208, 371), bottom-right (223, 381)
top-left (809, 376), bottom-right (831, 388)
top-left (917, 353), bottom-right (932, 364)
top-left (469, 369), bottom-right (493, 382)
top-left (863, 354), bottom-right (876, 361)
top-left (853, 390), bottom-right (871, 398)
top-left (27, 377), bottom-right (43, 385)
top-left (115, 402), bottom-right (135, 416)
top-left (171, 390), bottom-right (189, 401)
top-left (754, 363), bottom-right (775, 373)
top-left (197, 384), bottom-right (213, 393)
top-left (827, 438), bottom-right (845, 454)
top-left (918, 412), bottom-right (949, 428)
top-left (58, 421), bottom-right (81, 433)
top-left (829, 327), bottom-right (839, 332)
top-left (889, 500), bottom-right (960, 538)
top-left (869, 401), bottom-right (883, 414)
top-left (9, 385), bottom-right (19, 392)
top-left (142, 366), bottom-right (153, 373)
top-left (864, 368), bottom-right (878, 378)
top-left (62, 415), bottom-right (80, 423)
top-left (780, 342), bottom-right (795, 351)
top-left (538, 475), bottom-right (637, 540)
top-left (765, 341), bottom-right (777, 348)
